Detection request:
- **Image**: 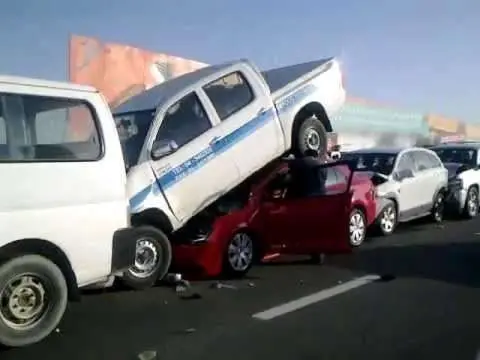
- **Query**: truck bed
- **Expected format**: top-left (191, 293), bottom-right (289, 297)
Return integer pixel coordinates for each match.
top-left (261, 58), bottom-right (334, 100)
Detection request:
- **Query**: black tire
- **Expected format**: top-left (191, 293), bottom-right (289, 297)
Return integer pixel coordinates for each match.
top-left (121, 226), bottom-right (172, 290)
top-left (0, 255), bottom-right (68, 348)
top-left (376, 201), bottom-right (397, 236)
top-left (463, 186), bottom-right (479, 219)
top-left (293, 117), bottom-right (328, 157)
top-left (431, 191), bottom-right (445, 223)
top-left (223, 232), bottom-right (254, 278)
top-left (349, 208), bottom-right (367, 247)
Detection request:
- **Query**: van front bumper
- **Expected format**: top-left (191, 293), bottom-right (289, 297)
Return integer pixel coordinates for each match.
top-left (111, 228), bottom-right (138, 273)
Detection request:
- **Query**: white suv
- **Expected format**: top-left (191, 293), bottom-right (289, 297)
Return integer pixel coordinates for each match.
top-left (430, 142), bottom-right (480, 218)
top-left (343, 147), bottom-right (448, 235)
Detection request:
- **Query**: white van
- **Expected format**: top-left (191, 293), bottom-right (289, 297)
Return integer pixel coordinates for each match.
top-left (0, 76), bottom-right (150, 347)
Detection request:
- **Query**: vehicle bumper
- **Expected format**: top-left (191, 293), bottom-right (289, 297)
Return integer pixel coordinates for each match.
top-left (111, 227), bottom-right (138, 273)
top-left (374, 197), bottom-right (391, 220)
top-left (171, 217), bottom-right (242, 278)
top-left (172, 239), bottom-right (224, 278)
top-left (445, 188), bottom-right (467, 213)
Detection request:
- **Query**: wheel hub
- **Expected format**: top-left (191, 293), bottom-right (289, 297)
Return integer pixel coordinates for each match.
top-left (305, 129), bottom-right (321, 150)
top-left (381, 207), bottom-right (396, 232)
top-left (468, 191), bottom-right (478, 215)
top-left (228, 234), bottom-right (253, 271)
top-left (349, 213), bottom-right (365, 245)
top-left (0, 274), bottom-right (47, 330)
top-left (129, 238), bottom-right (159, 278)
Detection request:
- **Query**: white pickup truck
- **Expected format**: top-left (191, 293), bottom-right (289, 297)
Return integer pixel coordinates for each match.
top-left (0, 76), bottom-right (165, 347)
top-left (113, 57), bottom-right (345, 286)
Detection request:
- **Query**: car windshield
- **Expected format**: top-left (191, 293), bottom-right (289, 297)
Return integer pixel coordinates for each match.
top-left (114, 110), bottom-right (156, 169)
top-left (432, 148), bottom-right (477, 166)
top-left (342, 152), bottom-right (397, 175)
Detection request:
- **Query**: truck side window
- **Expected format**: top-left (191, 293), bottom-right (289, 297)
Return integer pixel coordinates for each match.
top-left (203, 71), bottom-right (254, 120)
top-left (0, 93), bottom-right (101, 161)
top-left (155, 92), bottom-right (212, 148)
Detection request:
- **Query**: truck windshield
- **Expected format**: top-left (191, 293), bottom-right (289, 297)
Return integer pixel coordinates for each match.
top-left (114, 110), bottom-right (156, 169)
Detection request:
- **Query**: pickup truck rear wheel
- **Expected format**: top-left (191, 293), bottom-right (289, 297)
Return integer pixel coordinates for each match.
top-left (0, 255), bottom-right (68, 348)
top-left (121, 226), bottom-right (172, 290)
top-left (294, 117), bottom-right (328, 157)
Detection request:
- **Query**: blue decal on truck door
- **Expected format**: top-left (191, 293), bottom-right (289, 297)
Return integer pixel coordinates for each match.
top-left (129, 108), bottom-right (275, 210)
top-left (276, 84), bottom-right (317, 113)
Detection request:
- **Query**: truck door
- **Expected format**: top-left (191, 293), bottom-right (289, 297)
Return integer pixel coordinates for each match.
top-left (200, 66), bottom-right (283, 182)
top-left (149, 91), bottom-right (238, 222)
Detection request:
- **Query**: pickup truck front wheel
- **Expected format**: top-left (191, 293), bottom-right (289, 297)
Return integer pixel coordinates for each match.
top-left (294, 117), bottom-right (328, 157)
top-left (121, 226), bottom-right (172, 290)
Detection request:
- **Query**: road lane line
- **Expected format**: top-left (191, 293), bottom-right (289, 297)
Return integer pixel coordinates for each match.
top-left (252, 274), bottom-right (381, 320)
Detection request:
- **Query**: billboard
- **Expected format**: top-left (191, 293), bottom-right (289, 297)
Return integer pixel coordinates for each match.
top-left (67, 35), bottom-right (468, 149)
top-left (68, 35), bottom-right (207, 107)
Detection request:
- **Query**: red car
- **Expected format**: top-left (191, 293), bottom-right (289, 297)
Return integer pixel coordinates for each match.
top-left (172, 159), bottom-right (377, 278)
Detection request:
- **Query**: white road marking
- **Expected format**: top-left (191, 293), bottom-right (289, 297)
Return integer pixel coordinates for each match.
top-left (252, 274), bottom-right (381, 321)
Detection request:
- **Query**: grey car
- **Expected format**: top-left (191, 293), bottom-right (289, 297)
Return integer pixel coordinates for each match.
top-left (343, 147), bottom-right (448, 235)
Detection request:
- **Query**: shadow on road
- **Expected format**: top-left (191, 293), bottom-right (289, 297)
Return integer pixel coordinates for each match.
top-left (331, 240), bottom-right (480, 288)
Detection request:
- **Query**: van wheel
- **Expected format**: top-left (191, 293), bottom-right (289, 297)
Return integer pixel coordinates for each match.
top-left (0, 255), bottom-right (68, 348)
top-left (431, 192), bottom-right (445, 223)
top-left (293, 117), bottom-right (328, 157)
top-left (223, 232), bottom-right (254, 278)
top-left (121, 226), bottom-right (172, 290)
top-left (463, 186), bottom-right (479, 218)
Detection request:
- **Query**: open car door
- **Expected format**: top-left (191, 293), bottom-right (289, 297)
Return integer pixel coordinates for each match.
top-left (259, 159), bottom-right (354, 255)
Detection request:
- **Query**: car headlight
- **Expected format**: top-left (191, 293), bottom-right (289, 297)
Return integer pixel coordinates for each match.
top-left (448, 178), bottom-right (463, 191)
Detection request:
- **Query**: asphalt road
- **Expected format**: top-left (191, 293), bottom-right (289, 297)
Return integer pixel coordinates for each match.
top-left (3, 216), bottom-right (480, 360)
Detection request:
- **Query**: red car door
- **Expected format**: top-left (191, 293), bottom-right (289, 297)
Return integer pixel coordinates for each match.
top-left (259, 161), bottom-right (353, 254)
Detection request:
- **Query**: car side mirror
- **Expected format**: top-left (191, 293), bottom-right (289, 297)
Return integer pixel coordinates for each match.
top-left (151, 139), bottom-right (178, 161)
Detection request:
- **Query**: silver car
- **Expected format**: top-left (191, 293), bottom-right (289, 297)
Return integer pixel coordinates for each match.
top-left (343, 147), bottom-right (448, 235)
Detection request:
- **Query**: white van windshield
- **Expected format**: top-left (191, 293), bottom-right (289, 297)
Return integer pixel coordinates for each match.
top-left (114, 110), bottom-right (155, 169)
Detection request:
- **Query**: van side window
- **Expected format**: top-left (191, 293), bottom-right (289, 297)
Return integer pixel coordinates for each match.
top-left (155, 92), bottom-right (212, 149)
top-left (203, 72), bottom-right (254, 120)
top-left (0, 93), bottom-right (101, 161)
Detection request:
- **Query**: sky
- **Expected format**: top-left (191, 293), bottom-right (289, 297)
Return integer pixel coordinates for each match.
top-left (0, 0), bottom-right (479, 122)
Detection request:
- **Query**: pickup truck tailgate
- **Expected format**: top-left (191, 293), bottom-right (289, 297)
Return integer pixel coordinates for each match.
top-left (261, 58), bottom-right (334, 100)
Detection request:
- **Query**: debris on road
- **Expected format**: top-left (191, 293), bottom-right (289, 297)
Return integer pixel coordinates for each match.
top-left (165, 273), bottom-right (183, 284)
top-left (137, 350), bottom-right (157, 360)
top-left (209, 281), bottom-right (237, 290)
top-left (175, 279), bottom-right (191, 293)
